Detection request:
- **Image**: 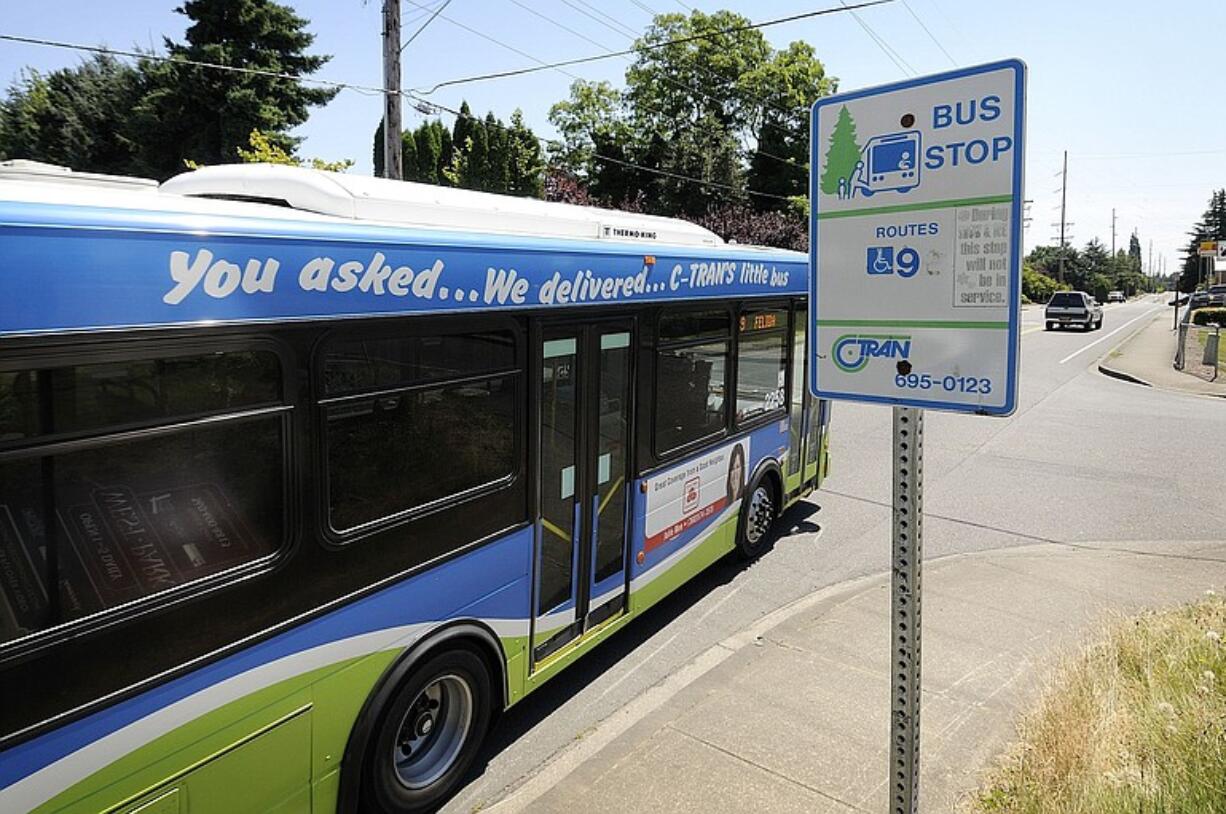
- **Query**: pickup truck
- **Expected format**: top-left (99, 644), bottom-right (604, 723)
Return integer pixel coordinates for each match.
top-left (1045, 291), bottom-right (1103, 331)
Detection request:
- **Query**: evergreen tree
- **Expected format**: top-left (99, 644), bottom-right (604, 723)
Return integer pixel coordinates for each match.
top-left (0, 55), bottom-right (146, 174)
top-left (415, 121), bottom-right (442, 184)
top-left (129, 0), bottom-right (337, 178)
top-left (400, 129), bottom-right (418, 182)
top-left (1180, 189), bottom-right (1226, 292)
top-left (485, 112), bottom-right (511, 193)
top-left (372, 121), bottom-right (419, 180)
top-left (1128, 231), bottom-right (1142, 273)
top-left (451, 101), bottom-right (475, 171)
top-left (819, 106), bottom-right (860, 198)
top-left (506, 109), bottom-right (544, 198)
top-left (467, 115), bottom-right (492, 190)
top-left (436, 122), bottom-right (453, 184)
top-left (373, 120), bottom-right (382, 177)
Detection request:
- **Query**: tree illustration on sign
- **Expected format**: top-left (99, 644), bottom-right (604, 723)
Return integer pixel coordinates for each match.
top-left (820, 106), bottom-right (861, 199)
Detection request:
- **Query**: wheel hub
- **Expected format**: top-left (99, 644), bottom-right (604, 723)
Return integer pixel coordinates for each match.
top-left (745, 486), bottom-right (774, 544)
top-left (392, 674), bottom-right (474, 789)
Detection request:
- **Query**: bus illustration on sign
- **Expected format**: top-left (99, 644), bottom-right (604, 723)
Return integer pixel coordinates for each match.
top-left (854, 130), bottom-right (921, 197)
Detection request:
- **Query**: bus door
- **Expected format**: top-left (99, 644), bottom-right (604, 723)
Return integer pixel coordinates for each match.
top-left (787, 303), bottom-right (824, 493)
top-left (533, 321), bottom-right (633, 664)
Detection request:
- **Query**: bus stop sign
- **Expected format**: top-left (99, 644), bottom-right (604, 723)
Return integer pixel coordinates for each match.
top-left (810, 60), bottom-right (1027, 415)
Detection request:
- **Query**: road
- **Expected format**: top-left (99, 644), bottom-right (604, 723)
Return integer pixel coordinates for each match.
top-left (444, 293), bottom-right (1226, 813)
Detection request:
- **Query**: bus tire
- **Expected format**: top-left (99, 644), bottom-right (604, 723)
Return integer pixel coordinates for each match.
top-left (362, 647), bottom-right (493, 813)
top-left (735, 476), bottom-right (777, 560)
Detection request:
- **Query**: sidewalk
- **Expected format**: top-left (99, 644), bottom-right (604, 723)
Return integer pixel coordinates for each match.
top-left (1099, 309), bottom-right (1226, 397)
top-left (487, 542), bottom-right (1226, 814)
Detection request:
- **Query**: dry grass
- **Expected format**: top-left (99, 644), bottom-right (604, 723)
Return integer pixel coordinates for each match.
top-left (975, 594), bottom-right (1226, 814)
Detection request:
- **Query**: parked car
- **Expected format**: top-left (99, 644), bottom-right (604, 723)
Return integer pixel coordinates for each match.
top-left (1107, 290), bottom-right (1125, 303)
top-left (1182, 290), bottom-right (1212, 322)
top-left (1208, 284), bottom-right (1226, 306)
top-left (1045, 290), bottom-right (1103, 331)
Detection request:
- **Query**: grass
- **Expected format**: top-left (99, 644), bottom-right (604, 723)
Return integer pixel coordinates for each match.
top-left (973, 594), bottom-right (1226, 814)
top-left (1186, 330), bottom-right (1226, 375)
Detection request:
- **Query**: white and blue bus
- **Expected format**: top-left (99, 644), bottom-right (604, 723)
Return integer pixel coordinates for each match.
top-left (0, 161), bottom-right (829, 813)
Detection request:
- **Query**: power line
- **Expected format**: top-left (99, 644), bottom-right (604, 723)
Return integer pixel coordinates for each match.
top-left (411, 0), bottom-right (896, 94)
top-left (838, 0), bottom-right (916, 77)
top-left (0, 31), bottom-right (792, 204)
top-left (403, 0), bottom-right (587, 90)
top-left (562, 0), bottom-right (640, 40)
top-left (402, 0), bottom-right (453, 51)
top-left (626, 0), bottom-right (661, 19)
top-left (899, 0), bottom-right (956, 66)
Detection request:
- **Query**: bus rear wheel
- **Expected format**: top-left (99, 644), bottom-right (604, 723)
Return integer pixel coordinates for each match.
top-left (736, 479), bottom-right (777, 560)
top-left (363, 648), bottom-right (493, 813)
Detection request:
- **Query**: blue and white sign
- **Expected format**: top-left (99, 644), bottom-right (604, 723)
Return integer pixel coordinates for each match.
top-left (810, 59), bottom-right (1026, 415)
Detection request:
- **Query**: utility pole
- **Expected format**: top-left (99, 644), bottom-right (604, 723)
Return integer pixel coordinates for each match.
top-left (381, 0), bottom-right (403, 180)
top-left (1148, 239), bottom-right (1153, 276)
top-left (1110, 208), bottom-right (1117, 256)
top-left (1058, 150), bottom-right (1068, 282)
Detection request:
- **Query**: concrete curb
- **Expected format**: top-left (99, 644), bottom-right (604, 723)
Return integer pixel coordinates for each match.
top-left (1097, 362), bottom-right (1152, 387)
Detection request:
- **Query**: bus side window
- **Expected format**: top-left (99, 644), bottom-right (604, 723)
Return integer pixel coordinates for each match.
top-left (654, 310), bottom-right (730, 455)
top-left (0, 349), bottom-right (287, 647)
top-left (735, 308), bottom-right (788, 425)
top-left (319, 329), bottom-right (520, 535)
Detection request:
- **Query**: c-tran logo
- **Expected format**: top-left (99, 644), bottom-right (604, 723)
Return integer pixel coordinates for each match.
top-left (832, 334), bottom-right (912, 373)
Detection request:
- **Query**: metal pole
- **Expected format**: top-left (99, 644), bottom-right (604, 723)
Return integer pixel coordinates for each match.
top-left (891, 406), bottom-right (923, 814)
top-left (381, 0), bottom-right (404, 180)
top-left (1174, 274), bottom-right (1181, 331)
top-left (1058, 150), bottom-right (1068, 284)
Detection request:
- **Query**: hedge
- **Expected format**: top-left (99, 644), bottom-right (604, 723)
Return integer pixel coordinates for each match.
top-left (1191, 307), bottom-right (1226, 326)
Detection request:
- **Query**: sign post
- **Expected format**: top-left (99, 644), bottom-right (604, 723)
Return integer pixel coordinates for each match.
top-left (1199, 242), bottom-right (1218, 290)
top-left (810, 60), bottom-right (1026, 813)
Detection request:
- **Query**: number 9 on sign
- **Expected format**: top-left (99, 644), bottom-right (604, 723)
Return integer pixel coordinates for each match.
top-left (896, 247), bottom-right (919, 278)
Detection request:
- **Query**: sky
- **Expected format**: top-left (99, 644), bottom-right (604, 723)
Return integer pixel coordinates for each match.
top-left (1, 0), bottom-right (1222, 272)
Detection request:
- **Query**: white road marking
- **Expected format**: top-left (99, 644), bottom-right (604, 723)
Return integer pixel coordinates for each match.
top-left (1058, 307), bottom-right (1163, 365)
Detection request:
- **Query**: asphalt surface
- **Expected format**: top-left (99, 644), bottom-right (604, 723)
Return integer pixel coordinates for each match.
top-left (443, 293), bottom-right (1226, 813)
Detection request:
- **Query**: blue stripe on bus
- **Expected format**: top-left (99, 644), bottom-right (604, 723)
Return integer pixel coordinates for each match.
top-left (0, 525), bottom-right (533, 790)
top-left (0, 201), bottom-right (806, 336)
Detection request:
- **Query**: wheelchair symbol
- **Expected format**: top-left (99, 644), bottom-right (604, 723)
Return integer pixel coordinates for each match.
top-left (867, 246), bottom-right (894, 275)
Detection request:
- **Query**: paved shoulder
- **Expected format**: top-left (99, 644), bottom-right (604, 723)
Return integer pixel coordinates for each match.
top-left (1098, 307), bottom-right (1226, 398)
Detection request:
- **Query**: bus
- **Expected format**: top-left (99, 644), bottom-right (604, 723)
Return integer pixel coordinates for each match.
top-left (0, 161), bottom-right (829, 813)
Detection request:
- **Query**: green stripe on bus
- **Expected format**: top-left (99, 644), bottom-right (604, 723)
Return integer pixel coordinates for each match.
top-left (815, 194), bottom-right (1014, 220)
top-left (815, 319), bottom-right (1010, 329)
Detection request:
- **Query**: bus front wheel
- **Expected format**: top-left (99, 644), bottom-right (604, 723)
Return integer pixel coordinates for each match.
top-left (736, 478), bottom-right (777, 560)
top-left (363, 647), bottom-right (493, 813)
